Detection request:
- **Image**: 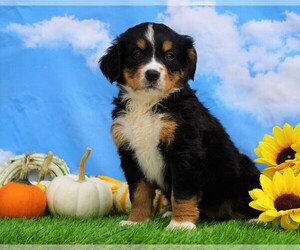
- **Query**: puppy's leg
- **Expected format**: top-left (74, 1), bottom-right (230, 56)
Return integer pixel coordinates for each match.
top-left (128, 180), bottom-right (155, 222)
top-left (119, 146), bottom-right (155, 225)
top-left (165, 158), bottom-right (201, 230)
top-left (118, 148), bottom-right (156, 226)
top-left (120, 179), bottom-right (155, 226)
top-left (166, 192), bottom-right (199, 230)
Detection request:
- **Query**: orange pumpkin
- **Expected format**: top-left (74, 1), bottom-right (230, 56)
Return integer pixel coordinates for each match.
top-left (0, 153), bottom-right (47, 218)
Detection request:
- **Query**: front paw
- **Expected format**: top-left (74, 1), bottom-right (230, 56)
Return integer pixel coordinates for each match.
top-left (166, 220), bottom-right (196, 230)
top-left (119, 219), bottom-right (149, 227)
top-left (120, 220), bottom-right (139, 226)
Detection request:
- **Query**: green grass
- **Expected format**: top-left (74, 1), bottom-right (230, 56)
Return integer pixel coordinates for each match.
top-left (0, 215), bottom-right (299, 244)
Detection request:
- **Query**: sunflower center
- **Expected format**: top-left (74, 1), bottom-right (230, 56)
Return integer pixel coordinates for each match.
top-left (276, 147), bottom-right (296, 165)
top-left (274, 194), bottom-right (300, 211)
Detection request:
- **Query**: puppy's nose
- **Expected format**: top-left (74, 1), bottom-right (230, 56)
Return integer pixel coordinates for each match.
top-left (145, 70), bottom-right (160, 82)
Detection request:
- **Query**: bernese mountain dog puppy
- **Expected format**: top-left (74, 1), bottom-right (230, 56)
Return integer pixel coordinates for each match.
top-left (100, 22), bottom-right (260, 230)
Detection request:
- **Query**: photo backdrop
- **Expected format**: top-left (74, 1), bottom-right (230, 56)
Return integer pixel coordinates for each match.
top-left (1, 1), bottom-right (300, 180)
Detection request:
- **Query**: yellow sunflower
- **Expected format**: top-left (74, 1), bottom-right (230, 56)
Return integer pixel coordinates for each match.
top-left (292, 143), bottom-right (300, 163)
top-left (255, 123), bottom-right (300, 178)
top-left (262, 162), bottom-right (300, 180)
top-left (249, 168), bottom-right (300, 230)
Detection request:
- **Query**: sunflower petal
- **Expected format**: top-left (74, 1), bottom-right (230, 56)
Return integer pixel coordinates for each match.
top-left (290, 213), bottom-right (300, 223)
top-left (250, 188), bottom-right (266, 199)
top-left (293, 124), bottom-right (300, 142)
top-left (272, 171), bottom-right (286, 196)
top-left (260, 141), bottom-right (278, 156)
top-left (291, 143), bottom-right (300, 153)
top-left (249, 201), bottom-right (267, 212)
top-left (255, 158), bottom-right (275, 165)
top-left (295, 174), bottom-right (300, 196)
top-left (249, 190), bottom-right (258, 200)
top-left (279, 210), bottom-right (293, 216)
top-left (263, 134), bottom-right (278, 148)
top-left (254, 147), bottom-right (262, 157)
top-left (278, 162), bottom-right (294, 169)
top-left (295, 154), bottom-right (300, 164)
top-left (255, 196), bottom-right (275, 210)
top-left (260, 174), bottom-right (275, 200)
top-left (265, 209), bottom-right (280, 217)
top-left (282, 167), bottom-right (295, 193)
top-left (280, 215), bottom-right (299, 230)
top-left (258, 211), bottom-right (276, 222)
top-left (273, 126), bottom-right (287, 148)
top-left (262, 167), bottom-right (277, 179)
top-left (283, 123), bottom-right (294, 145)
top-left (261, 150), bottom-right (277, 165)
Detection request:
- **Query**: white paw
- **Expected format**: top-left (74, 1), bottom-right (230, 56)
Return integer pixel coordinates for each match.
top-left (119, 220), bottom-right (139, 226)
top-left (162, 211), bottom-right (172, 218)
top-left (119, 219), bottom-right (149, 227)
top-left (166, 220), bottom-right (196, 230)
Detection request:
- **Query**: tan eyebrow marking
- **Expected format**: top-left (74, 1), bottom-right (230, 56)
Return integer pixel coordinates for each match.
top-left (136, 39), bottom-right (146, 50)
top-left (162, 40), bottom-right (173, 52)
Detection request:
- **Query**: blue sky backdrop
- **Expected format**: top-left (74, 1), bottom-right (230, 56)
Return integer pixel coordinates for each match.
top-left (1, 1), bottom-right (300, 179)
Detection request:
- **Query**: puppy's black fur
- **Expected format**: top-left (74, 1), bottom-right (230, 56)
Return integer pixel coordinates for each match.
top-left (100, 22), bottom-right (260, 228)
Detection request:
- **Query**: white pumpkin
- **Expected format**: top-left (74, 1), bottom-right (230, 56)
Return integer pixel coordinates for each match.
top-left (46, 148), bottom-right (113, 218)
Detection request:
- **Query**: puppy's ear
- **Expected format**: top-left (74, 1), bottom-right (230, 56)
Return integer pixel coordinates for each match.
top-left (184, 36), bottom-right (197, 80)
top-left (99, 39), bottom-right (121, 83)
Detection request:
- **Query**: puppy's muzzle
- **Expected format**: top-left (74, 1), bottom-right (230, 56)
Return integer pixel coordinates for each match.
top-left (145, 70), bottom-right (160, 88)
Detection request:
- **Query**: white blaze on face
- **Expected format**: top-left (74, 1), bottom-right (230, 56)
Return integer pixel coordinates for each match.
top-left (145, 23), bottom-right (155, 52)
top-left (142, 24), bottom-right (166, 90)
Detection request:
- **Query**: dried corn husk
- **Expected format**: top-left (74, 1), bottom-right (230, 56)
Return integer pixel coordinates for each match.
top-left (0, 152), bottom-right (70, 185)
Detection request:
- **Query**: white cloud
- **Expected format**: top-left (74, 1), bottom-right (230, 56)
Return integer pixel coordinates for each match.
top-left (241, 12), bottom-right (300, 50)
top-left (7, 15), bottom-right (111, 71)
top-left (160, 6), bottom-right (246, 75)
top-left (0, 149), bottom-right (14, 166)
top-left (159, 6), bottom-right (300, 125)
top-left (246, 46), bottom-right (281, 72)
top-left (217, 57), bottom-right (300, 124)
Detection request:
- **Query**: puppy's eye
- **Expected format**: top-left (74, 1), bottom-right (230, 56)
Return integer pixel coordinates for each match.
top-left (165, 52), bottom-right (175, 61)
top-left (132, 50), bottom-right (143, 59)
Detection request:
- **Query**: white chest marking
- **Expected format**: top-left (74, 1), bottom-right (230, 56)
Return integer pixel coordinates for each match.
top-left (113, 88), bottom-right (168, 188)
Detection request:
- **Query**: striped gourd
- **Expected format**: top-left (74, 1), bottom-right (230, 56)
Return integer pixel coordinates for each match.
top-left (99, 176), bottom-right (170, 215)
